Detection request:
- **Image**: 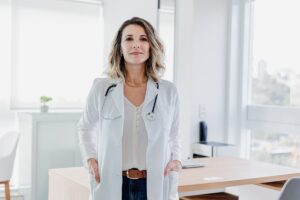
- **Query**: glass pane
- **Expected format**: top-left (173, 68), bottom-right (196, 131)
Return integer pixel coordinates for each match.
top-left (250, 130), bottom-right (300, 167)
top-left (158, 0), bottom-right (175, 82)
top-left (251, 0), bottom-right (300, 106)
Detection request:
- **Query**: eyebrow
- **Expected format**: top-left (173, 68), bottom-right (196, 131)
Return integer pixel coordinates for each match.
top-left (125, 34), bottom-right (147, 37)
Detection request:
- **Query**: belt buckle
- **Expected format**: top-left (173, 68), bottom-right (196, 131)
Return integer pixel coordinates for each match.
top-left (126, 170), bottom-right (139, 180)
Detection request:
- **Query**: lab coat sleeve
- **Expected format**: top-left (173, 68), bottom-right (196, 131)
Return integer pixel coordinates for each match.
top-left (169, 86), bottom-right (181, 162)
top-left (77, 79), bottom-right (100, 167)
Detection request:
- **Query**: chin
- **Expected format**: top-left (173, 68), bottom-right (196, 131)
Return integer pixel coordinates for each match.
top-left (128, 59), bottom-right (148, 65)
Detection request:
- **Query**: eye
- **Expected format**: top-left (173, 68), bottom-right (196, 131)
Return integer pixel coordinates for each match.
top-left (125, 37), bottom-right (133, 41)
top-left (141, 37), bottom-right (148, 41)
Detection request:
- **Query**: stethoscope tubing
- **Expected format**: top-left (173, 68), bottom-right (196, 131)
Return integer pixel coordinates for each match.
top-left (103, 82), bottom-right (159, 120)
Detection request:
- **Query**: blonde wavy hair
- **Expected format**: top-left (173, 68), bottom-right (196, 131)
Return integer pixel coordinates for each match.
top-left (107, 17), bottom-right (165, 82)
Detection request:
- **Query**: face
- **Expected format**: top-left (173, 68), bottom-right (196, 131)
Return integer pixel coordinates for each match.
top-left (120, 24), bottom-right (150, 67)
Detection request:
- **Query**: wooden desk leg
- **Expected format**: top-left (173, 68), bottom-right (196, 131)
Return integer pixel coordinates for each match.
top-left (4, 181), bottom-right (11, 200)
top-left (180, 192), bottom-right (239, 200)
top-left (256, 180), bottom-right (286, 191)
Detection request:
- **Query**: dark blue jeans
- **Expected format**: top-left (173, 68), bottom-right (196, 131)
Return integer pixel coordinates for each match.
top-left (122, 176), bottom-right (147, 200)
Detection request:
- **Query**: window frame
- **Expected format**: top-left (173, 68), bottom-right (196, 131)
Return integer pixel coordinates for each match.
top-left (230, 0), bottom-right (300, 159)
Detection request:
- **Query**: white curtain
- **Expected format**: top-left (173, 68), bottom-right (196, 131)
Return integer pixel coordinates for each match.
top-left (10, 0), bottom-right (104, 109)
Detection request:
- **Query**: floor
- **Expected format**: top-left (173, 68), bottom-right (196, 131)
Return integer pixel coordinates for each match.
top-left (0, 191), bottom-right (23, 200)
top-left (1, 185), bottom-right (280, 200)
top-left (179, 185), bottom-right (280, 200)
top-left (0, 187), bottom-right (30, 200)
top-left (226, 185), bottom-right (280, 200)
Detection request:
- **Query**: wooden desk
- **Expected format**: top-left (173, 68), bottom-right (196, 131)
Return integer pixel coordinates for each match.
top-left (179, 157), bottom-right (300, 192)
top-left (49, 167), bottom-right (89, 200)
top-left (48, 157), bottom-right (300, 200)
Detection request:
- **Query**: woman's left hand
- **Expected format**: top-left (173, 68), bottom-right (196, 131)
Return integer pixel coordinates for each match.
top-left (164, 160), bottom-right (182, 176)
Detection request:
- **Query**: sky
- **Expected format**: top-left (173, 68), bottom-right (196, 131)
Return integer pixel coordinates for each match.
top-left (253, 0), bottom-right (300, 75)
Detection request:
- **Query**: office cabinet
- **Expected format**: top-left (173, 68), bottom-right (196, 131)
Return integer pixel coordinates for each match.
top-left (18, 112), bottom-right (82, 200)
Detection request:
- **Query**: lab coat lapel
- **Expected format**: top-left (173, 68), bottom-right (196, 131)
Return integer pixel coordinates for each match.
top-left (109, 78), bottom-right (124, 116)
top-left (107, 78), bottom-right (158, 117)
top-left (143, 78), bottom-right (159, 109)
top-left (142, 78), bottom-right (162, 141)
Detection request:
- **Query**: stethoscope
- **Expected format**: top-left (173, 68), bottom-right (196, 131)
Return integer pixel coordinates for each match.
top-left (103, 82), bottom-right (159, 121)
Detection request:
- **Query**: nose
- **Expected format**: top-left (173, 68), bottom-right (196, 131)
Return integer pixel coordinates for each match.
top-left (133, 41), bottom-right (140, 49)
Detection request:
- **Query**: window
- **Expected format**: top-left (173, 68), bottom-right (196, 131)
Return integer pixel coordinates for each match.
top-left (250, 130), bottom-right (300, 167)
top-left (244, 0), bottom-right (300, 166)
top-left (11, 0), bottom-right (103, 110)
top-left (251, 0), bottom-right (300, 106)
top-left (158, 0), bottom-right (175, 82)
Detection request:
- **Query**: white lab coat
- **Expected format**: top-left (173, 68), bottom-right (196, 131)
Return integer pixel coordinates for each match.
top-left (77, 77), bottom-right (181, 200)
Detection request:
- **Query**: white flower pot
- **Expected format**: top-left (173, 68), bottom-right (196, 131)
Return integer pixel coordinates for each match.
top-left (40, 105), bottom-right (49, 113)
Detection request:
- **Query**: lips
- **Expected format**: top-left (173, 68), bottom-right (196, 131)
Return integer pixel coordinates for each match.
top-left (130, 52), bottom-right (142, 55)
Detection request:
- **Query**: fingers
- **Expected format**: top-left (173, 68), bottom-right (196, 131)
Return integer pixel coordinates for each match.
top-left (88, 160), bottom-right (97, 174)
top-left (88, 159), bottom-right (101, 183)
top-left (164, 162), bottom-right (172, 176)
top-left (164, 169), bottom-right (169, 176)
top-left (164, 161), bottom-right (182, 176)
top-left (92, 167), bottom-right (101, 183)
top-left (94, 169), bottom-right (101, 183)
top-left (173, 163), bottom-right (182, 172)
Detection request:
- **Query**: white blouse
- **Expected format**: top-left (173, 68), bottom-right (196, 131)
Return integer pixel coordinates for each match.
top-left (122, 97), bottom-right (148, 171)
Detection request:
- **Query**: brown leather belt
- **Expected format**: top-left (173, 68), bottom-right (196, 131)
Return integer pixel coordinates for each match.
top-left (122, 168), bottom-right (147, 179)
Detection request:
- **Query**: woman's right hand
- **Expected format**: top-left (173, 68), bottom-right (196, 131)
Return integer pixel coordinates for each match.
top-left (87, 158), bottom-right (101, 183)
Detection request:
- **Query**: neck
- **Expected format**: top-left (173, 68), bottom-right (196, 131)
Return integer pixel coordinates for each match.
top-left (125, 63), bottom-right (147, 84)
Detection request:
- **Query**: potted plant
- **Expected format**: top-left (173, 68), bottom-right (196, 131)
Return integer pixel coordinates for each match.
top-left (40, 96), bottom-right (53, 113)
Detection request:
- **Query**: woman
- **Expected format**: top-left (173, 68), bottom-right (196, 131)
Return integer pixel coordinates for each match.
top-left (77, 17), bottom-right (181, 200)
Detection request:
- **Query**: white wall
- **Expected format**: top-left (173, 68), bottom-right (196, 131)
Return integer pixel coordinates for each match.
top-left (175, 0), bottom-right (232, 159)
top-left (0, 1), bottom-right (17, 135)
top-left (191, 0), bottom-right (230, 142)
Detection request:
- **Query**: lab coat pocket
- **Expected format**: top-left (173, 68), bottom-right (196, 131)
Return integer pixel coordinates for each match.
top-left (168, 171), bottom-right (179, 200)
top-left (89, 174), bottom-right (102, 199)
top-left (100, 95), bottom-right (122, 120)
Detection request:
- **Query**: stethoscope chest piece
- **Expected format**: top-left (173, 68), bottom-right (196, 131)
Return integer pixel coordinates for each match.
top-left (146, 112), bottom-right (156, 121)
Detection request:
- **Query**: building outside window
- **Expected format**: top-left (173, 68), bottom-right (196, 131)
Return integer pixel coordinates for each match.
top-left (247, 0), bottom-right (300, 167)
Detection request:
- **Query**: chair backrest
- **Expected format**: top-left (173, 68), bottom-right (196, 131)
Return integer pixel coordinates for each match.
top-left (0, 131), bottom-right (19, 158)
top-left (0, 131), bottom-right (20, 181)
top-left (278, 177), bottom-right (300, 200)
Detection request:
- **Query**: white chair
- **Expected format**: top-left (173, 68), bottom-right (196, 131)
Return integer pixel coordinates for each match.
top-left (0, 131), bottom-right (20, 200)
top-left (278, 177), bottom-right (300, 200)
